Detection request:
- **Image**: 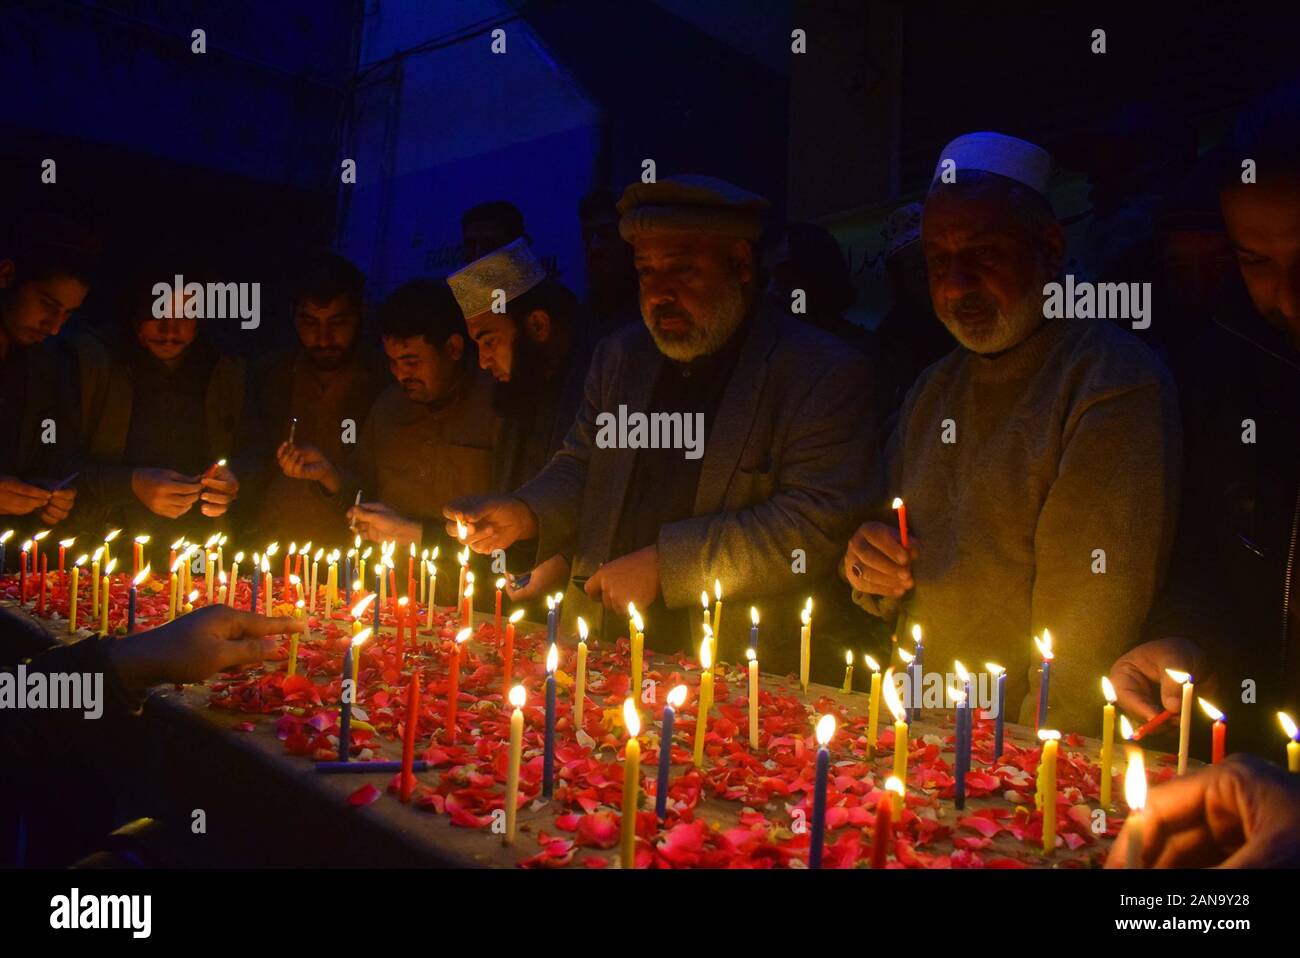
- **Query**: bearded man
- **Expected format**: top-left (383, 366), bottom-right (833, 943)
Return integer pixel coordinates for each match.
top-left (842, 133), bottom-right (1181, 733)
top-left (445, 175), bottom-right (871, 668)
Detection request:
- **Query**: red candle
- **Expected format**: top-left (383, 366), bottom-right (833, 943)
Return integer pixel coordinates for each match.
top-left (892, 497), bottom-right (909, 549)
top-left (59, 543), bottom-right (67, 574)
top-left (502, 611), bottom-right (520, 698)
top-left (446, 629), bottom-right (470, 743)
top-left (494, 579), bottom-right (503, 634)
top-left (19, 547), bottom-right (28, 601)
top-left (871, 777), bottom-right (903, 869)
top-left (38, 554), bottom-right (48, 614)
top-left (395, 599), bottom-right (407, 657)
top-left (1212, 719), bottom-right (1226, 764)
top-left (283, 554), bottom-right (292, 601)
top-left (400, 669), bottom-right (422, 802)
top-left (388, 570), bottom-right (398, 614)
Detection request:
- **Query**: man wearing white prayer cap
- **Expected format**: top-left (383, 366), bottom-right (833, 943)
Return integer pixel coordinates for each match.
top-left (842, 131), bottom-right (1182, 733)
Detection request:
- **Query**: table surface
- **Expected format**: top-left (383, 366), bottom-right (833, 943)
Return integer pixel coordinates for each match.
top-left (2, 594), bottom-right (1184, 869)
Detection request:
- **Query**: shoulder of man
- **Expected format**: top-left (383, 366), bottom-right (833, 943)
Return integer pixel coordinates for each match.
top-left (1053, 317), bottom-right (1174, 395)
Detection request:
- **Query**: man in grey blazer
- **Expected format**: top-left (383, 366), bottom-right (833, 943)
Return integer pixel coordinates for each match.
top-left (446, 175), bottom-right (871, 675)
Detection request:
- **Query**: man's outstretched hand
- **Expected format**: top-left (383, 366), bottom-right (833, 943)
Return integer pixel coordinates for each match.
top-left (1105, 753), bottom-right (1300, 868)
top-left (108, 605), bottom-right (304, 690)
top-left (443, 495), bottom-right (538, 553)
top-left (1110, 637), bottom-right (1216, 723)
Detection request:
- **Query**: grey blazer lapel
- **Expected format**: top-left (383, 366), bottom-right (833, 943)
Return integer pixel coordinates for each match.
top-left (694, 309), bottom-right (780, 515)
top-left (583, 328), bottom-right (661, 569)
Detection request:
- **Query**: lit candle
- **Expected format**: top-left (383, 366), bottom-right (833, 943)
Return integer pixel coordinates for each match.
top-left (310, 548), bottom-right (323, 612)
top-left (102, 529), bottom-right (120, 572)
top-left (502, 609), bottom-right (523, 696)
top-left (1198, 698), bottom-right (1226, 765)
top-left (100, 558), bottom-right (117, 633)
top-left (1124, 748), bottom-right (1147, 868)
top-left (419, 548), bottom-right (429, 605)
top-left (67, 554), bottom-right (86, 633)
top-left (884, 667), bottom-right (909, 785)
top-left (808, 713), bottom-right (835, 869)
top-left (700, 590), bottom-right (710, 649)
top-left (543, 642), bottom-right (558, 798)
top-left (338, 628), bottom-right (371, 762)
top-left (574, 616), bottom-right (589, 731)
top-left (229, 552), bottom-right (243, 608)
top-left (1166, 668), bottom-right (1194, 774)
top-left (1095, 676), bottom-right (1117, 808)
top-left (1037, 729), bottom-right (1060, 855)
top-left (19, 540), bottom-right (30, 603)
top-left (546, 592), bottom-right (557, 646)
top-left (58, 536), bottom-right (74, 575)
top-left (620, 698), bottom-right (642, 869)
top-left (351, 593), bottom-right (375, 637)
top-left (987, 662), bottom-right (1007, 761)
top-left (692, 630), bottom-right (715, 767)
top-left (446, 627), bottom-right (471, 743)
top-left (285, 542), bottom-right (296, 600)
top-left (891, 496), bottom-right (909, 548)
top-left (842, 649), bottom-right (854, 693)
top-left (217, 534), bottom-right (226, 578)
top-left (262, 556), bottom-right (273, 617)
top-left (462, 581), bottom-right (474, 632)
top-left (351, 621), bottom-right (371, 690)
top-left (217, 570), bottom-right (228, 607)
top-left (373, 565), bottom-right (383, 631)
top-left (746, 647), bottom-right (760, 748)
top-left (1034, 630), bottom-right (1054, 728)
top-left (799, 603), bottom-right (812, 692)
top-left (400, 668), bottom-right (422, 803)
top-left (630, 606), bottom-right (645, 698)
top-left (748, 605), bottom-right (759, 651)
top-left (865, 655), bottom-right (882, 752)
top-left (183, 588), bottom-right (197, 616)
top-left (126, 566), bottom-right (148, 633)
top-left (898, 647), bottom-right (916, 719)
top-left (655, 684), bottom-right (687, 821)
top-left (205, 552), bottom-right (218, 606)
top-left (871, 776), bottom-right (904, 869)
top-left (288, 600), bottom-right (304, 676)
top-left (711, 579), bottom-right (723, 645)
top-left (0, 530), bottom-right (12, 575)
top-left (1280, 712), bottom-right (1300, 772)
top-left (457, 543), bottom-right (468, 617)
top-left (407, 541), bottom-right (415, 595)
top-left (504, 684), bottom-right (526, 844)
top-left (950, 681), bottom-right (968, 810)
top-left (132, 534), bottom-right (148, 577)
top-left (32, 530), bottom-right (50, 584)
top-left (168, 537), bottom-right (182, 575)
top-left (910, 623), bottom-right (924, 711)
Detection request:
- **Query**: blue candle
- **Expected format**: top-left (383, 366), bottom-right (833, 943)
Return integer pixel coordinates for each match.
top-left (0, 533), bottom-right (8, 575)
top-left (953, 681), bottom-right (969, 809)
top-left (748, 606), bottom-right (759, 650)
top-left (911, 624), bottom-right (924, 710)
top-left (338, 643), bottom-right (354, 762)
top-left (250, 562), bottom-right (258, 613)
top-left (343, 556), bottom-right (352, 603)
top-left (990, 665), bottom-right (1007, 760)
top-left (1035, 632), bottom-right (1053, 728)
top-left (808, 714), bottom-right (836, 869)
top-left (543, 642), bottom-right (558, 798)
top-left (655, 686), bottom-right (687, 820)
top-left (127, 582), bottom-right (137, 634)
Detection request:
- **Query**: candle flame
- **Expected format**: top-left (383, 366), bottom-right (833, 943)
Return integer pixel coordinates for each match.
top-left (219, 570), bottom-right (227, 584)
top-left (74, 554), bottom-right (88, 567)
top-left (300, 541), bottom-right (312, 555)
top-left (1101, 676), bottom-right (1117, 704)
top-left (882, 668), bottom-right (906, 723)
top-left (800, 607), bottom-right (811, 627)
top-left (631, 610), bottom-right (644, 633)
top-left (954, 659), bottom-right (969, 682)
top-left (750, 606), bottom-right (759, 626)
top-left (911, 623), bottom-right (922, 644)
top-left (350, 593), bottom-right (376, 619)
top-left (948, 684), bottom-right (966, 705)
top-left (700, 634), bottom-right (713, 670)
top-left (0, 531), bottom-right (12, 544)
top-left (509, 684), bottom-right (526, 708)
top-left (1280, 712), bottom-right (1299, 741)
top-left (627, 600), bottom-right (637, 619)
top-left (1125, 749), bottom-right (1147, 811)
top-left (897, 648), bottom-right (914, 665)
top-left (234, 551), bottom-right (244, 563)
top-left (104, 529), bottom-right (121, 543)
top-left (552, 591), bottom-right (564, 605)
top-left (624, 698), bottom-right (641, 737)
top-left (456, 520), bottom-right (467, 540)
top-left (313, 548), bottom-right (324, 561)
top-left (714, 579), bottom-right (722, 601)
top-left (408, 542), bottom-right (415, 557)
top-left (431, 546), bottom-right (439, 560)
top-left (804, 596), bottom-right (813, 613)
top-left (289, 574), bottom-right (300, 585)
top-left (170, 557), bottom-right (184, 573)
top-left (352, 627), bottom-right (372, 648)
top-left (294, 598), bottom-right (302, 610)
top-left (186, 588), bottom-right (198, 602)
top-left (546, 595), bottom-right (554, 611)
top-left (509, 609), bottom-right (525, 624)
top-left (495, 577), bottom-right (506, 590)
top-left (455, 627), bottom-right (472, 645)
top-left (133, 566), bottom-right (150, 586)
top-left (1037, 728), bottom-right (1060, 742)
top-left (458, 547), bottom-right (468, 566)
top-left (815, 713), bottom-right (836, 746)
top-left (266, 541), bottom-right (279, 556)
top-left (1034, 631), bottom-right (1054, 661)
top-left (700, 590), bottom-right (709, 610)
top-left (90, 546), bottom-right (102, 562)
top-left (546, 643), bottom-right (558, 673)
top-left (745, 647), bottom-right (756, 662)
top-left (261, 556), bottom-right (270, 573)
top-left (398, 596), bottom-right (409, 608)
top-left (1119, 714), bottom-right (1135, 741)
top-left (361, 547), bottom-right (372, 559)
top-left (60, 537), bottom-right (76, 548)
top-left (105, 558), bottom-right (118, 575)
top-left (845, 649), bottom-right (854, 665)
top-left (1197, 698), bottom-right (1224, 722)
top-left (864, 654), bottom-right (880, 672)
top-left (21, 539), bottom-right (32, 552)
top-left (33, 530), bottom-right (51, 542)
top-left (667, 684), bottom-right (688, 708)
top-left (577, 616), bottom-right (588, 641)
top-left (885, 775), bottom-right (905, 796)
top-left (1164, 668), bottom-right (1192, 685)
top-left (891, 497), bottom-right (904, 510)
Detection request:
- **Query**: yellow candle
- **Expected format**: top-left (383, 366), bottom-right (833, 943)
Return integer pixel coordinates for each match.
top-left (620, 698), bottom-right (641, 869)
top-left (183, 588), bottom-right (197, 615)
top-left (842, 649), bottom-right (854, 693)
top-left (1124, 747), bottom-right (1147, 868)
top-left (456, 543), bottom-right (468, 614)
top-left (102, 529), bottom-right (120, 573)
top-left (100, 557), bottom-right (116, 634)
top-left (1279, 713), bottom-right (1300, 772)
top-left (575, 616), bottom-right (589, 730)
top-left (263, 561), bottom-right (272, 615)
top-left (1167, 669), bottom-right (1194, 774)
top-left (799, 602), bottom-right (812, 692)
top-left (866, 655), bottom-right (882, 753)
top-left (90, 550), bottom-right (101, 614)
top-left (229, 552), bottom-right (242, 607)
top-left (746, 648), bottom-right (759, 748)
top-left (216, 571), bottom-right (227, 607)
top-left (630, 607), bottom-right (644, 698)
top-left (692, 633), bottom-right (714, 767)
top-left (426, 561), bottom-right (437, 630)
top-left (884, 667), bottom-right (908, 784)
top-left (711, 579), bottom-right (723, 646)
top-left (288, 600), bottom-right (304, 676)
top-left (504, 685), bottom-right (526, 845)
top-left (1038, 729), bottom-right (1059, 854)
top-left (67, 558), bottom-right (85, 634)
top-left (1100, 676), bottom-right (1117, 808)
top-left (204, 552), bottom-right (215, 606)
top-left (351, 627), bottom-right (371, 689)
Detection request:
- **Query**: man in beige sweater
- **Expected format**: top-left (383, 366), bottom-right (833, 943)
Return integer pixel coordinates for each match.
top-left (845, 132), bottom-right (1181, 734)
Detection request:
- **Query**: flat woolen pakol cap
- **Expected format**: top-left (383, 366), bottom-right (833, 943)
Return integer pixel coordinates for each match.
top-left (447, 237), bottom-right (548, 319)
top-left (617, 174), bottom-right (770, 243)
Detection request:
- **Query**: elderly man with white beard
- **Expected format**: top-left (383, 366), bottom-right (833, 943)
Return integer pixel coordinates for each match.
top-left (843, 133), bottom-right (1181, 734)
top-left (445, 175), bottom-right (871, 668)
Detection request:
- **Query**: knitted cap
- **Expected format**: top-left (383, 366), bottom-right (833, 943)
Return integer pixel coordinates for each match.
top-left (617, 174), bottom-right (770, 242)
top-left (931, 132), bottom-right (1052, 196)
top-left (446, 238), bottom-right (548, 319)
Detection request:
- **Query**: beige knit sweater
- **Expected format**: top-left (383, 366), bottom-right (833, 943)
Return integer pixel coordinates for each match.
top-left (854, 317), bottom-right (1181, 734)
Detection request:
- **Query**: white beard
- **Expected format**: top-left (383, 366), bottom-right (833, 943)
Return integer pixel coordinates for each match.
top-left (644, 280), bottom-right (748, 361)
